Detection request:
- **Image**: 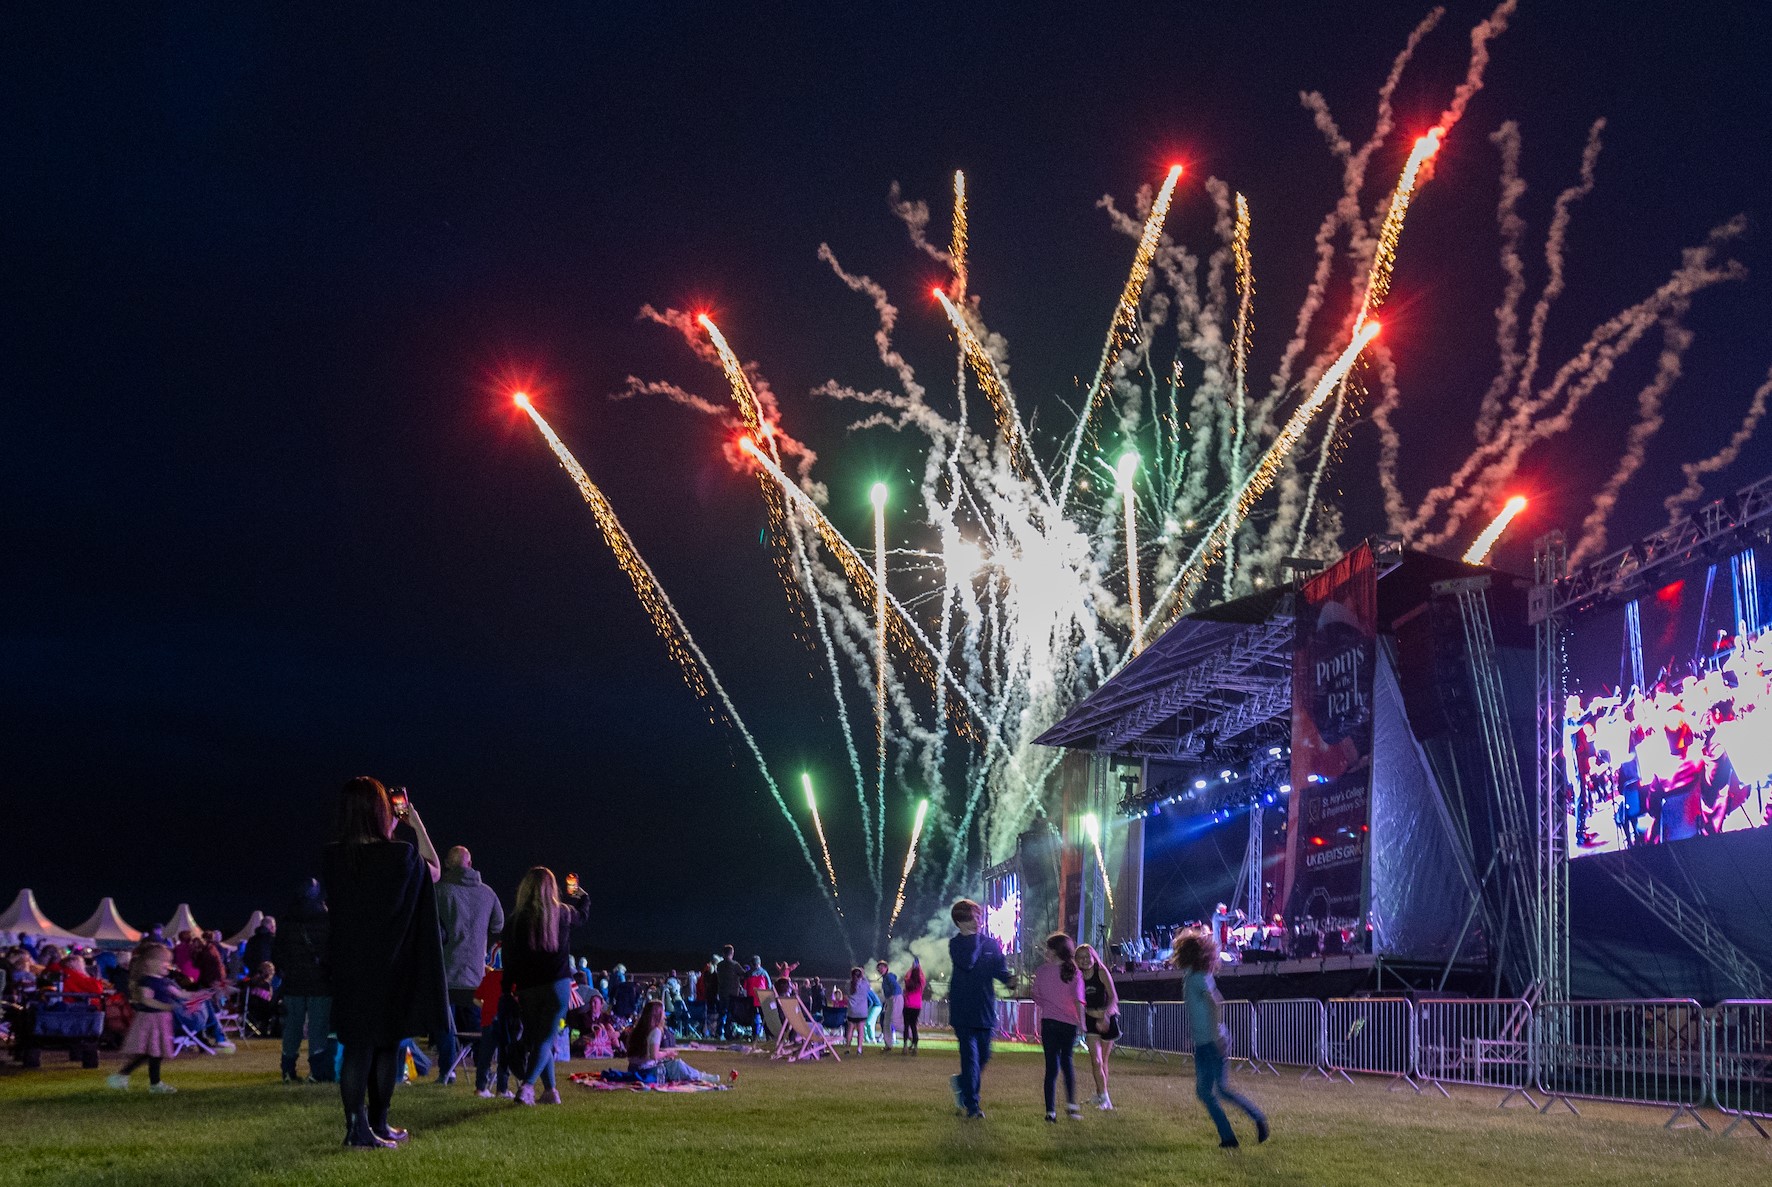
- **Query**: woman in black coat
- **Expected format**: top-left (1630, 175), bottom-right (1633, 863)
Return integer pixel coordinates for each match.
top-left (322, 777), bottom-right (448, 1148)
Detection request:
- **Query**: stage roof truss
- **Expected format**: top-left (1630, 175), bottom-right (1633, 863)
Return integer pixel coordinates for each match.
top-left (1533, 472), bottom-right (1772, 620)
top-left (1038, 614), bottom-right (1292, 759)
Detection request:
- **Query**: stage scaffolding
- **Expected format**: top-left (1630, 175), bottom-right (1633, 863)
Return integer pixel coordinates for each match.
top-left (1530, 471), bottom-right (1772, 1003)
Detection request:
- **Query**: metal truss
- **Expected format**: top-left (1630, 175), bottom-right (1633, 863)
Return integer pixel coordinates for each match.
top-left (1439, 575), bottom-right (1540, 996)
top-left (1532, 472), bottom-right (1772, 621)
top-left (1533, 532), bottom-right (1569, 1003)
top-left (1100, 619), bottom-right (1292, 752)
top-left (1601, 858), bottom-right (1768, 997)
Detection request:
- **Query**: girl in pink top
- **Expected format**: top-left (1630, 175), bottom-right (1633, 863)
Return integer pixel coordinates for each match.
top-left (1031, 932), bottom-right (1085, 1122)
top-left (901, 957), bottom-right (926, 1054)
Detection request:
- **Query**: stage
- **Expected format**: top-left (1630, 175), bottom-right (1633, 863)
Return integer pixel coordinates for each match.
top-left (1114, 954), bottom-right (1492, 1002)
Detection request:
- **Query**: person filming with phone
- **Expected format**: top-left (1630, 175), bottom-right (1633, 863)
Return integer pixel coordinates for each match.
top-left (323, 777), bottom-right (448, 1149)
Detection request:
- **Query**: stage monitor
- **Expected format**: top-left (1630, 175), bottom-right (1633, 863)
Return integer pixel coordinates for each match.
top-left (1563, 543), bottom-right (1770, 857)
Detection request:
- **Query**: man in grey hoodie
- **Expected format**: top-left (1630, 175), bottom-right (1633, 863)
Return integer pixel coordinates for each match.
top-left (433, 846), bottom-right (505, 1084)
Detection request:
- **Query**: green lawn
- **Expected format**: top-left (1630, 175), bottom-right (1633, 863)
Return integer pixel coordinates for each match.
top-left (0, 1038), bottom-right (1762, 1186)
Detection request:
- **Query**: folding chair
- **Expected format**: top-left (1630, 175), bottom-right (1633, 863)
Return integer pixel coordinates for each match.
top-left (754, 988), bottom-right (788, 1051)
top-left (776, 998), bottom-right (841, 1063)
top-left (171, 1008), bottom-right (218, 1056)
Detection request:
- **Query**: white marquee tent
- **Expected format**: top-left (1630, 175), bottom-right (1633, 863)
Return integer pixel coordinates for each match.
top-left (72, 897), bottom-right (142, 947)
top-left (0, 889), bottom-right (79, 942)
top-left (164, 903), bottom-right (201, 937)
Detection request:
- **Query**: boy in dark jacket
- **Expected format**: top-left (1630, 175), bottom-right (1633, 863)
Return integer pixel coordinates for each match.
top-left (946, 898), bottom-right (1012, 1118)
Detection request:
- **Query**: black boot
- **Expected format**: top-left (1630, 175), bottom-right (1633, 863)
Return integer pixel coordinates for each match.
top-left (344, 1115), bottom-right (395, 1149)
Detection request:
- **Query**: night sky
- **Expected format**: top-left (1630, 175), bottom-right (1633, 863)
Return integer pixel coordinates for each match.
top-left (5, 3), bottom-right (1769, 969)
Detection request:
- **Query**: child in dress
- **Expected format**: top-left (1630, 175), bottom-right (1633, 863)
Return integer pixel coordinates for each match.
top-left (107, 941), bottom-right (211, 1093)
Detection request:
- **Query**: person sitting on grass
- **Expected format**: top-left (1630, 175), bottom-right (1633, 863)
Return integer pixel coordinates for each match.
top-left (626, 1000), bottom-right (729, 1087)
top-left (1173, 929), bottom-right (1268, 1149)
top-left (108, 940), bottom-right (210, 1094)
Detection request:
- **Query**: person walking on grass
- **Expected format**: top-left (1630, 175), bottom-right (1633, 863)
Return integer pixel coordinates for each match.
top-left (1174, 929), bottom-right (1268, 1148)
top-left (1076, 942), bottom-right (1120, 1110)
top-left (1032, 932), bottom-right (1085, 1122)
top-left (433, 845), bottom-right (505, 1086)
top-left (901, 957), bottom-right (925, 1054)
top-left (504, 866), bottom-right (589, 1106)
top-left (946, 898), bottom-right (1013, 1119)
top-left (324, 777), bottom-right (449, 1149)
top-left (107, 940), bottom-right (209, 1093)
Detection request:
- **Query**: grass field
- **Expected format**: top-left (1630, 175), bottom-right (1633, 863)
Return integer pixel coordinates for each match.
top-left (0, 1037), bottom-right (1762, 1186)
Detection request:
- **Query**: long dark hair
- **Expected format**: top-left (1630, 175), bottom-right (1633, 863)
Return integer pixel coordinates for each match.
top-left (1046, 931), bottom-right (1077, 982)
top-left (334, 776), bottom-right (393, 845)
top-left (626, 999), bottom-right (665, 1060)
top-left (512, 868), bottom-right (563, 953)
top-left (904, 957), bottom-right (925, 993)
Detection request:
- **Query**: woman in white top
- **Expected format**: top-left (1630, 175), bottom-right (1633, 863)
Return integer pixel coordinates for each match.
top-left (625, 1001), bottom-right (725, 1087)
top-left (843, 967), bottom-right (874, 1053)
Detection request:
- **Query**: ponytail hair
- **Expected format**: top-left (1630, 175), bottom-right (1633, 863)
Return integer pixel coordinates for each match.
top-left (1046, 931), bottom-right (1077, 983)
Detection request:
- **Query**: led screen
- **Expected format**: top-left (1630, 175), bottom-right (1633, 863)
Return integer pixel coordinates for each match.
top-left (1563, 545), bottom-right (1770, 857)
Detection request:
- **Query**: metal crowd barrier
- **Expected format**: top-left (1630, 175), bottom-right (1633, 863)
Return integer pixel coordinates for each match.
top-left (1535, 1000), bottom-right (1709, 1128)
top-left (1711, 1000), bottom-right (1772, 1137)
top-left (992, 999), bottom-right (1037, 1041)
top-left (1222, 1000), bottom-right (1262, 1073)
top-left (1326, 997), bottom-right (1420, 1091)
top-left (1256, 998), bottom-right (1328, 1077)
top-left (922, 998), bottom-right (949, 1029)
top-left (1415, 998), bottom-right (1537, 1106)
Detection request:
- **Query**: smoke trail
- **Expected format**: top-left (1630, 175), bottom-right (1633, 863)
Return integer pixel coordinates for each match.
top-left (516, 398), bottom-right (841, 926)
top-left (1416, 221), bottom-right (1746, 546)
top-left (1471, 121), bottom-right (1530, 445)
top-left (1664, 365), bottom-right (1772, 522)
top-left (1570, 311), bottom-right (1697, 565)
top-left (1402, 120), bottom-right (1606, 541)
top-left (1058, 165), bottom-right (1184, 506)
top-left (1434, 0), bottom-right (1518, 137)
top-left (1268, 6), bottom-right (1443, 413)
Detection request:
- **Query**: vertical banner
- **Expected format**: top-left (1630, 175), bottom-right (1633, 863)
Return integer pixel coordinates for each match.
top-left (1283, 541), bottom-right (1377, 946)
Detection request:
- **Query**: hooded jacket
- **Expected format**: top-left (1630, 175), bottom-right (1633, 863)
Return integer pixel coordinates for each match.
top-left (946, 930), bottom-right (1012, 1031)
top-left (434, 865), bottom-right (506, 991)
top-left (272, 889), bottom-right (331, 998)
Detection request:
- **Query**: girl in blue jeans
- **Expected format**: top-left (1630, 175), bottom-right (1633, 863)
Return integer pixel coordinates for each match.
top-left (502, 866), bottom-right (589, 1106)
top-left (1175, 930), bottom-right (1269, 1148)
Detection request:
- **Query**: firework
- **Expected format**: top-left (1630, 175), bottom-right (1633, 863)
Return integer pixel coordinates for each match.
top-left (1117, 452), bottom-right (1144, 653)
top-left (1223, 193), bottom-right (1255, 600)
top-left (888, 798), bottom-right (930, 936)
top-left (802, 772), bottom-right (843, 916)
top-left (871, 480), bottom-right (889, 906)
top-left (950, 170), bottom-right (969, 303)
top-left (1059, 164), bottom-right (1185, 505)
top-left (1082, 812), bottom-right (1114, 916)
top-left (514, 394), bottom-right (842, 929)
top-left (1462, 495), bottom-right (1527, 564)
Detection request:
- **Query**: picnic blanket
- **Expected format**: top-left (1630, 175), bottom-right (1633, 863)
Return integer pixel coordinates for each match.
top-left (569, 1070), bottom-right (728, 1094)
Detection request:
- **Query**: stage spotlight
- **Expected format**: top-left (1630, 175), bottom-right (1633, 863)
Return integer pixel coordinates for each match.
top-left (1194, 779), bottom-right (1208, 790)
top-left (1279, 782), bottom-right (1291, 794)
top-left (1219, 769), bottom-right (1233, 780)
top-left (1268, 746), bottom-right (1282, 758)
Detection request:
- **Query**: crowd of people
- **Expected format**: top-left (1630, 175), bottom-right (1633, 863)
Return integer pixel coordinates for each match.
top-left (6, 776), bottom-right (1271, 1151)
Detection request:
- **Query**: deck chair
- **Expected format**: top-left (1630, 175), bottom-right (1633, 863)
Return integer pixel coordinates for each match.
top-left (776, 998), bottom-right (841, 1063)
top-left (754, 988), bottom-right (788, 1050)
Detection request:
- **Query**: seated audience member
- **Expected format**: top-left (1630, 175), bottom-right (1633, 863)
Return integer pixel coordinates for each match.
top-left (246, 962), bottom-right (280, 1033)
top-left (57, 954), bottom-right (111, 997)
top-left (626, 1000), bottom-right (726, 1087)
